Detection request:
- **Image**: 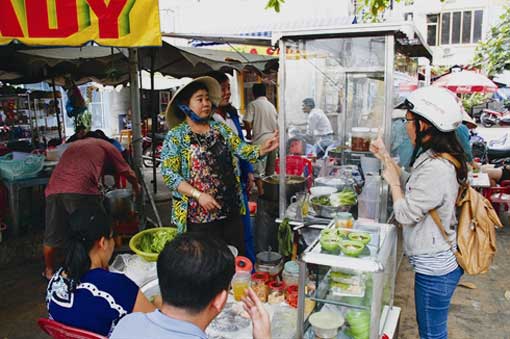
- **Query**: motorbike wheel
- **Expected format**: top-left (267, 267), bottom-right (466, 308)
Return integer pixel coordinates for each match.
top-left (480, 113), bottom-right (495, 128)
top-left (142, 147), bottom-right (158, 168)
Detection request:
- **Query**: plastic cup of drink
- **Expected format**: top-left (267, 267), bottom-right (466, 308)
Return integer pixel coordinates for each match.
top-left (232, 271), bottom-right (251, 301)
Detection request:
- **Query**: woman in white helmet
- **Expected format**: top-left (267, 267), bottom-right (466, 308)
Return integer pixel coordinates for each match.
top-left (370, 86), bottom-right (467, 339)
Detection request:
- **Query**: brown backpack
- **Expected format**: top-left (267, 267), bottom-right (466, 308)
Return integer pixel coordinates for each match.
top-left (430, 153), bottom-right (503, 275)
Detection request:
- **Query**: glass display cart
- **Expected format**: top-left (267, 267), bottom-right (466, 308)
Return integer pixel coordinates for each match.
top-left (273, 23), bottom-right (431, 338)
top-left (275, 22), bottom-right (431, 223)
top-left (297, 221), bottom-right (398, 339)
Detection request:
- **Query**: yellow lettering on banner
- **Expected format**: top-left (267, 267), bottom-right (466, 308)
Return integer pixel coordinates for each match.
top-left (0, 0), bottom-right (161, 47)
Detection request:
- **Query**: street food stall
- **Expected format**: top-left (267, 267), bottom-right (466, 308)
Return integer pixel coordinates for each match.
top-left (272, 22), bottom-right (431, 339)
top-left (120, 22), bottom-right (431, 339)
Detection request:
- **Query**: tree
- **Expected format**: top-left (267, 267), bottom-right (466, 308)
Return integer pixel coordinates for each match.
top-left (473, 6), bottom-right (510, 76)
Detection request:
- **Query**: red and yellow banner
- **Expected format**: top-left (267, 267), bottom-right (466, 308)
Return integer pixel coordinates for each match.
top-left (0, 0), bottom-right (161, 47)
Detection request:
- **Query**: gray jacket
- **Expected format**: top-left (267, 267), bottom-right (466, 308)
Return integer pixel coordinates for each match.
top-left (394, 150), bottom-right (459, 256)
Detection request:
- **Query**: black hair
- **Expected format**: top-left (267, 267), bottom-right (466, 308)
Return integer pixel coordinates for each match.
top-left (63, 207), bottom-right (112, 292)
top-left (157, 233), bottom-right (235, 314)
top-left (409, 113), bottom-right (468, 184)
top-left (174, 82), bottom-right (210, 121)
top-left (252, 83), bottom-right (266, 98)
top-left (206, 71), bottom-right (229, 84)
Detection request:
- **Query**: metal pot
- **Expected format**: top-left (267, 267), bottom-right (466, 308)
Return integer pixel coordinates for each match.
top-left (261, 175), bottom-right (306, 202)
top-left (104, 189), bottom-right (134, 220)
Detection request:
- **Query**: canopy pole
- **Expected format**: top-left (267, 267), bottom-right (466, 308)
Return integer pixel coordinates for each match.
top-left (150, 50), bottom-right (158, 194)
top-left (129, 48), bottom-right (145, 223)
top-left (50, 78), bottom-right (63, 141)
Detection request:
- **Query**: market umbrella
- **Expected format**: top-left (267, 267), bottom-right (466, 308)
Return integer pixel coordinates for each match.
top-left (433, 70), bottom-right (498, 94)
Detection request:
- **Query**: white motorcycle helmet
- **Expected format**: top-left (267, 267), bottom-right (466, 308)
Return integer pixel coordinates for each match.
top-left (404, 86), bottom-right (462, 132)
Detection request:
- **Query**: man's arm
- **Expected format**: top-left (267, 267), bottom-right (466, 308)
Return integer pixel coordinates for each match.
top-left (122, 167), bottom-right (141, 196)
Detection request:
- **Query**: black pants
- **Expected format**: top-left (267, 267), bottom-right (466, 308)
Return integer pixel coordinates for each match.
top-left (188, 212), bottom-right (245, 256)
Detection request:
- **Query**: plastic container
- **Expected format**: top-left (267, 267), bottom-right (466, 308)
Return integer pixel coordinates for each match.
top-left (335, 212), bottom-right (353, 228)
top-left (235, 256), bottom-right (253, 273)
top-left (285, 285), bottom-right (298, 308)
top-left (308, 311), bottom-right (345, 339)
top-left (232, 271), bottom-right (251, 301)
top-left (129, 227), bottom-right (178, 262)
top-left (282, 260), bottom-right (300, 287)
top-left (0, 153), bottom-right (45, 181)
top-left (267, 281), bottom-right (286, 304)
top-left (351, 127), bottom-right (371, 152)
top-left (251, 272), bottom-right (269, 302)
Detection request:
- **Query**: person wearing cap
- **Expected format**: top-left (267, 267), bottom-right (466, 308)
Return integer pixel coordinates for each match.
top-left (207, 71), bottom-right (256, 264)
top-left (160, 77), bottom-right (279, 254)
top-left (370, 86), bottom-right (467, 339)
top-left (302, 98), bottom-right (333, 157)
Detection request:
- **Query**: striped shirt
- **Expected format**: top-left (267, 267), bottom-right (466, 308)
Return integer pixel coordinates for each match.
top-left (408, 248), bottom-right (458, 276)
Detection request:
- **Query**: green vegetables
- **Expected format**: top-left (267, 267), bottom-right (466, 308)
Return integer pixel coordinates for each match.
top-left (138, 228), bottom-right (178, 254)
top-left (311, 195), bottom-right (332, 206)
top-left (330, 189), bottom-right (357, 207)
top-left (278, 217), bottom-right (293, 257)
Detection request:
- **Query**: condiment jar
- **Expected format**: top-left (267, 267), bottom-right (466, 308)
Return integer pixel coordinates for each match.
top-left (255, 251), bottom-right (283, 280)
top-left (267, 281), bottom-right (286, 304)
top-left (351, 127), bottom-right (371, 152)
top-left (335, 212), bottom-right (354, 228)
top-left (251, 272), bottom-right (269, 302)
top-left (285, 285), bottom-right (299, 308)
top-left (282, 260), bottom-right (300, 287)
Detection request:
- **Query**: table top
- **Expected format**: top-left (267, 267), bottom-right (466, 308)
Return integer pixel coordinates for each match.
top-left (469, 172), bottom-right (490, 188)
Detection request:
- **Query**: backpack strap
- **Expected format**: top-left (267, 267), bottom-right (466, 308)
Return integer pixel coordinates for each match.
top-left (430, 209), bottom-right (456, 250)
top-left (435, 152), bottom-right (461, 169)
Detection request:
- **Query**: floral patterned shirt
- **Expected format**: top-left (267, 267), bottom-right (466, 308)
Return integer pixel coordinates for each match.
top-left (160, 121), bottom-right (261, 232)
top-left (187, 128), bottom-right (238, 223)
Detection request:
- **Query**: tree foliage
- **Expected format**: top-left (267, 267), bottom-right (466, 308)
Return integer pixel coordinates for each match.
top-left (473, 6), bottom-right (510, 76)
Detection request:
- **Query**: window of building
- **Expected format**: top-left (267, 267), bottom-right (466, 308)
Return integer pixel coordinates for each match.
top-left (426, 14), bottom-right (439, 46)
top-left (427, 9), bottom-right (483, 46)
top-left (404, 12), bottom-right (414, 21)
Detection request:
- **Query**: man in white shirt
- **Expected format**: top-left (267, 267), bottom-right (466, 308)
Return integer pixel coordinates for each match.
top-left (302, 98), bottom-right (334, 157)
top-left (244, 83), bottom-right (278, 195)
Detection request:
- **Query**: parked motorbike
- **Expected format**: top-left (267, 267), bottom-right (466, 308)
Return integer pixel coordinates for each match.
top-left (480, 108), bottom-right (510, 128)
top-left (142, 134), bottom-right (164, 168)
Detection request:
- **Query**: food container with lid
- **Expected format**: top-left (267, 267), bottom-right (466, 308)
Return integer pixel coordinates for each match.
top-left (285, 284), bottom-right (298, 308)
top-left (255, 250), bottom-right (283, 279)
top-left (335, 212), bottom-right (354, 228)
top-left (251, 272), bottom-right (269, 302)
top-left (282, 260), bottom-right (300, 287)
top-left (231, 271), bottom-right (251, 301)
top-left (308, 311), bottom-right (345, 339)
top-left (267, 281), bottom-right (286, 304)
top-left (351, 127), bottom-right (371, 152)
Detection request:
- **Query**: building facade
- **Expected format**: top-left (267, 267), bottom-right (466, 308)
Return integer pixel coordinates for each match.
top-left (391, 0), bottom-right (507, 66)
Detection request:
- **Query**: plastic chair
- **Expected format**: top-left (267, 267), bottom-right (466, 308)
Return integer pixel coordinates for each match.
top-left (485, 180), bottom-right (510, 214)
top-left (275, 155), bottom-right (313, 189)
top-left (38, 318), bottom-right (107, 339)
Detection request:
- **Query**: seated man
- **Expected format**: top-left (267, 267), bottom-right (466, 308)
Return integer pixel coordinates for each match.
top-left (111, 233), bottom-right (271, 339)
